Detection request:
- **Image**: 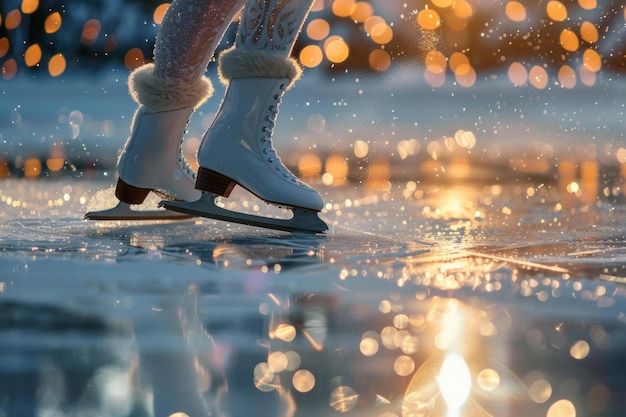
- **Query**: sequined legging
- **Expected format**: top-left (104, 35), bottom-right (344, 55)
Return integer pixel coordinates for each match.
top-left (153, 0), bottom-right (314, 84)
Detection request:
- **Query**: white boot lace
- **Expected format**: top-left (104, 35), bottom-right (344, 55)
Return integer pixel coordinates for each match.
top-left (260, 82), bottom-right (306, 187)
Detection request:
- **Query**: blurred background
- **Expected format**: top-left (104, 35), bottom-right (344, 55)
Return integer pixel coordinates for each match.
top-left (1, 0), bottom-right (624, 80)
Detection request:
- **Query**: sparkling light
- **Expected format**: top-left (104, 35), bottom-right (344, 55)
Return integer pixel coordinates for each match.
top-left (438, 354), bottom-right (471, 416)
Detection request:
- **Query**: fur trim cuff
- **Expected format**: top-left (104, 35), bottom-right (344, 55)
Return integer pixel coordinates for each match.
top-left (218, 46), bottom-right (303, 89)
top-left (128, 63), bottom-right (214, 112)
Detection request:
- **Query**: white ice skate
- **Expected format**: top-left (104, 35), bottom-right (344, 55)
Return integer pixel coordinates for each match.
top-left (85, 64), bottom-right (213, 221)
top-left (162, 47), bottom-right (327, 233)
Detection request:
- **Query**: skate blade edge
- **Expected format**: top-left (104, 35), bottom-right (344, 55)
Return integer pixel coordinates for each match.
top-left (160, 194), bottom-right (328, 234)
top-left (84, 201), bottom-right (193, 221)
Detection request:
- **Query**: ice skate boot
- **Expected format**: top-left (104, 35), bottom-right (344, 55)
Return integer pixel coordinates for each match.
top-left (85, 63), bottom-right (213, 220)
top-left (162, 47), bottom-right (327, 233)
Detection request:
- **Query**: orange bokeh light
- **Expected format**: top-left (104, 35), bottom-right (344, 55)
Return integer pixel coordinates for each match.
top-left (0, 37), bottom-right (10, 58)
top-left (351, 2), bottom-right (374, 23)
top-left (153, 3), bottom-right (170, 25)
top-left (369, 22), bottom-right (393, 45)
top-left (21, 0), bottom-right (39, 14)
top-left (24, 44), bottom-right (42, 67)
top-left (546, 1), bottom-right (567, 22)
top-left (2, 58), bottom-right (18, 80)
top-left (369, 49), bottom-right (391, 72)
top-left (124, 48), bottom-right (146, 69)
top-left (324, 36), bottom-right (350, 64)
top-left (529, 65), bottom-right (549, 89)
top-left (44, 12), bottom-right (62, 34)
top-left (580, 21), bottom-right (598, 43)
top-left (559, 28), bottom-right (579, 52)
top-left (82, 19), bottom-right (101, 46)
top-left (424, 50), bottom-right (446, 74)
top-left (5, 9), bottom-right (22, 30)
top-left (582, 48), bottom-right (601, 72)
top-left (306, 18), bottom-right (330, 41)
top-left (48, 53), bottom-right (66, 77)
top-left (558, 65), bottom-right (577, 89)
top-left (505, 1), bottom-right (527, 22)
top-left (417, 9), bottom-right (441, 31)
top-left (332, 0), bottom-right (356, 18)
top-left (300, 45), bottom-right (323, 68)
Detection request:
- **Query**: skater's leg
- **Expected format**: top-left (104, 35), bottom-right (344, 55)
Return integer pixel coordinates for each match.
top-left (194, 0), bottom-right (324, 212)
top-left (89, 0), bottom-right (246, 220)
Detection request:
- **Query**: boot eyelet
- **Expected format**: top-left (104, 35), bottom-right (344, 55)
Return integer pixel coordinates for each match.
top-left (268, 157), bottom-right (274, 163)
top-left (261, 137), bottom-right (267, 142)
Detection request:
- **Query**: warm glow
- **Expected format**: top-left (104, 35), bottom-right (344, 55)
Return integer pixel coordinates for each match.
top-left (529, 65), bottom-right (548, 89)
top-left (582, 48), bottom-right (601, 72)
top-left (369, 49), bottom-right (391, 71)
top-left (311, 0), bottom-right (324, 12)
top-left (417, 8), bottom-right (441, 30)
top-left (578, 0), bottom-right (596, 10)
top-left (24, 158), bottom-right (42, 178)
top-left (298, 153), bottom-right (322, 177)
top-left (0, 37), bottom-right (9, 58)
top-left (153, 3), bottom-right (170, 25)
top-left (300, 45), bottom-right (323, 68)
top-left (332, 0), bottom-right (356, 17)
top-left (364, 15), bottom-right (385, 34)
top-left (44, 12), bottom-right (62, 34)
top-left (547, 399), bottom-right (576, 417)
top-left (558, 65), bottom-right (577, 88)
top-left (5, 9), bottom-right (22, 30)
top-left (324, 36), bottom-right (350, 63)
top-left (452, 0), bottom-right (473, 18)
top-left (292, 369), bottom-right (315, 393)
top-left (559, 28), bottom-right (579, 52)
top-left (432, 0), bottom-right (454, 7)
top-left (448, 52), bottom-right (469, 73)
top-left (579, 65), bottom-right (596, 86)
top-left (306, 18), bottom-right (330, 40)
top-left (24, 44), bottom-right (42, 67)
top-left (351, 2), bottom-right (374, 22)
top-left (476, 369), bottom-right (500, 392)
top-left (424, 50), bottom-right (446, 74)
top-left (81, 19), bottom-right (101, 46)
top-left (505, 1), bottom-right (527, 22)
top-left (48, 53), bottom-right (66, 77)
top-left (438, 354), bottom-right (471, 415)
top-left (124, 48), bottom-right (145, 69)
top-left (46, 157), bottom-right (65, 172)
top-left (2, 58), bottom-right (18, 80)
top-left (324, 154), bottom-right (349, 186)
top-left (580, 21), bottom-right (598, 43)
top-left (546, 1), bottom-right (568, 22)
top-left (369, 22), bottom-right (393, 44)
top-left (21, 0), bottom-right (39, 14)
top-left (354, 140), bottom-right (369, 158)
top-left (455, 65), bottom-right (476, 87)
top-left (508, 62), bottom-right (528, 85)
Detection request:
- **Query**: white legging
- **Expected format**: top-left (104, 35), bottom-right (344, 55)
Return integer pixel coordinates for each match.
top-left (153, 0), bottom-right (314, 84)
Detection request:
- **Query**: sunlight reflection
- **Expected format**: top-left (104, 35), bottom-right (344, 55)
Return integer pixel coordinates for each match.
top-left (438, 354), bottom-right (471, 417)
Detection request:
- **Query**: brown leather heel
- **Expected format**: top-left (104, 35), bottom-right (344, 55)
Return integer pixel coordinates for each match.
top-left (195, 167), bottom-right (236, 197)
top-left (115, 178), bottom-right (151, 204)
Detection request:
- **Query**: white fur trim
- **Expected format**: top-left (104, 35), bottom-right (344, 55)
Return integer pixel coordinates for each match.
top-left (128, 63), bottom-right (214, 112)
top-left (218, 46), bottom-right (302, 89)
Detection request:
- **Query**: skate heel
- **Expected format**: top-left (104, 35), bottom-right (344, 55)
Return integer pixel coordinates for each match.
top-left (196, 167), bottom-right (236, 197)
top-left (115, 178), bottom-right (151, 204)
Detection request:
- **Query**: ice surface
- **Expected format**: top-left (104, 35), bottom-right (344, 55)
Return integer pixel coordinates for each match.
top-left (2, 66), bottom-right (626, 416)
top-left (1, 172), bottom-right (626, 416)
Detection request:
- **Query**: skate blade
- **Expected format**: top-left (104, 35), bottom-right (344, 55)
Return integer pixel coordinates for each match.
top-left (84, 201), bottom-right (193, 221)
top-left (160, 193), bottom-right (328, 234)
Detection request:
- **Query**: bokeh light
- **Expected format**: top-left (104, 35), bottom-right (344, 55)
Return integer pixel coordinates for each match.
top-left (324, 36), bottom-right (350, 63)
top-left (44, 12), bottom-right (62, 34)
top-left (505, 1), bottom-right (527, 22)
top-left (300, 45), bottom-right (323, 68)
top-left (306, 18), bottom-right (330, 40)
top-left (417, 9), bottom-right (441, 31)
top-left (369, 49), bottom-right (391, 72)
top-left (24, 44), bottom-right (42, 67)
top-left (21, 0), bottom-right (39, 14)
top-left (5, 9), bottom-right (22, 30)
top-left (546, 1), bottom-right (568, 22)
top-left (48, 54), bottom-right (66, 77)
top-left (153, 3), bottom-right (170, 25)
